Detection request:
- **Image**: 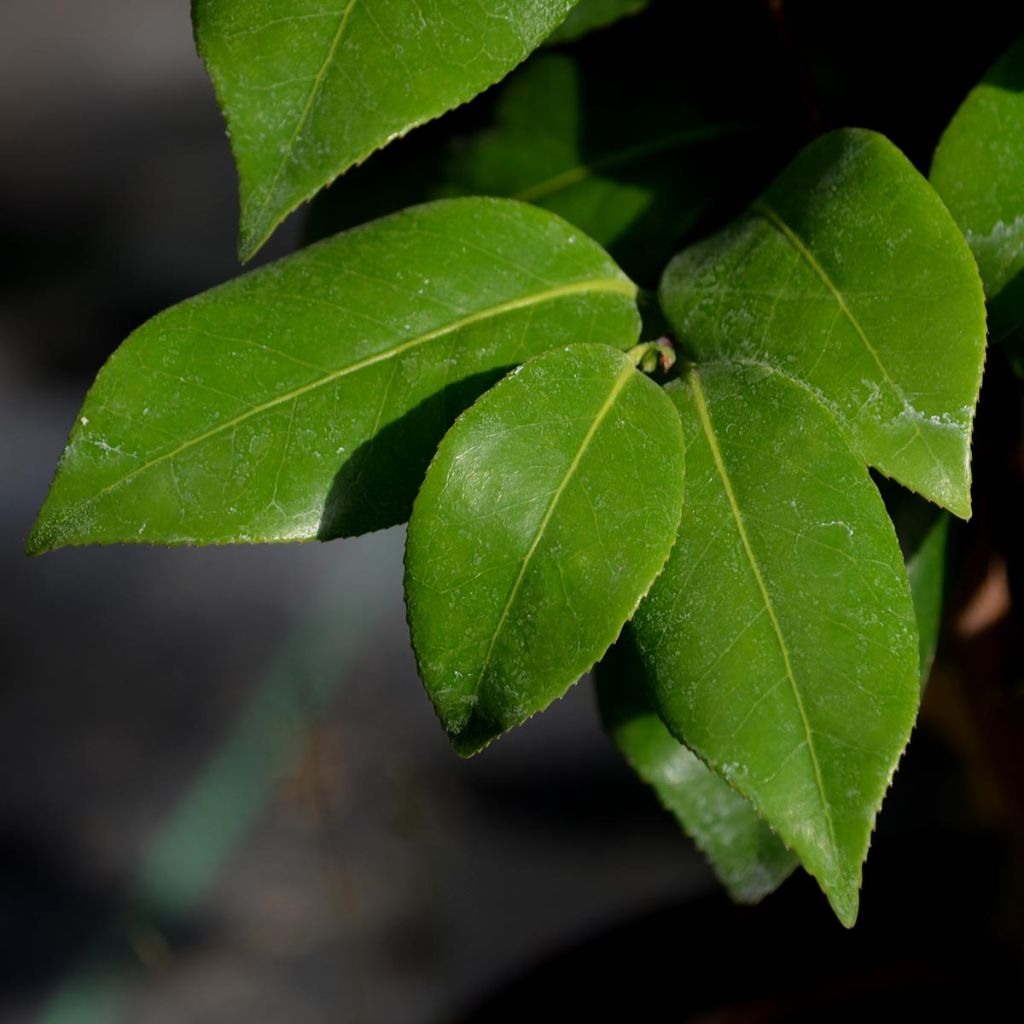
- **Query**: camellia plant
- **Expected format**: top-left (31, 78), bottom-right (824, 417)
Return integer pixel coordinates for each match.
top-left (28, 1), bottom-right (1024, 927)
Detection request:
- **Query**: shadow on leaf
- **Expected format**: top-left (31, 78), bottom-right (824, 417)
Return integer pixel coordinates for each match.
top-left (317, 367), bottom-right (514, 540)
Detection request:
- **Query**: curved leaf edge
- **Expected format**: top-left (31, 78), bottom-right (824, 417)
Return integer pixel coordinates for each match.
top-left (642, 358), bottom-right (922, 927)
top-left (659, 126), bottom-right (987, 522)
top-left (192, 1), bottom-right (581, 261)
top-left (27, 197), bottom-right (640, 556)
top-left (403, 343), bottom-right (685, 759)
top-left (594, 645), bottom-right (801, 905)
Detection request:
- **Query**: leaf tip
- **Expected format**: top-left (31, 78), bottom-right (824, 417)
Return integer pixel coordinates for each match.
top-left (951, 491), bottom-right (972, 522)
top-left (930, 479), bottom-right (972, 522)
top-left (238, 187), bottom-right (291, 263)
top-left (24, 535), bottom-right (49, 558)
top-left (236, 222), bottom-right (265, 265)
top-left (25, 511), bottom-right (57, 557)
top-left (824, 878), bottom-right (860, 929)
top-left (449, 718), bottom-right (496, 759)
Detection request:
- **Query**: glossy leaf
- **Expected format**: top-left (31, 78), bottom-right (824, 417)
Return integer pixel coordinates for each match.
top-left (193, 0), bottom-right (577, 259)
top-left (660, 128), bottom-right (987, 518)
top-left (546, 0), bottom-right (648, 44)
top-left (29, 200), bottom-right (639, 553)
top-left (405, 344), bottom-right (684, 756)
top-left (931, 37), bottom-right (1024, 346)
top-left (596, 630), bottom-right (798, 903)
top-left (631, 362), bottom-right (920, 926)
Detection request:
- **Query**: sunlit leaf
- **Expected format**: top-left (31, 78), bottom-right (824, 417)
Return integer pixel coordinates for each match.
top-left (660, 128), bottom-right (987, 518)
top-left (931, 36), bottom-right (1024, 359)
top-left (29, 200), bottom-right (639, 552)
top-left (406, 344), bottom-right (684, 755)
top-left (193, 0), bottom-right (577, 258)
top-left (631, 362), bottom-right (920, 926)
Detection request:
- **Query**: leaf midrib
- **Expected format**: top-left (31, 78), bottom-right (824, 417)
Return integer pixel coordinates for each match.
top-left (248, 0), bottom-right (359, 244)
top-left (749, 199), bottom-right (952, 494)
top-left (689, 367), bottom-right (839, 864)
top-left (466, 359), bottom-right (636, 716)
top-left (73, 277), bottom-right (636, 508)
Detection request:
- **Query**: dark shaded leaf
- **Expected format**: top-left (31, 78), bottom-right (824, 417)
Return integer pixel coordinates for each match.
top-left (545, 0), bottom-right (647, 44)
top-left (880, 480), bottom-right (951, 686)
top-left (596, 630), bottom-right (798, 903)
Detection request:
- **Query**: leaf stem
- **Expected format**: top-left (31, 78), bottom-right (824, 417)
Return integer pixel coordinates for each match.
top-left (627, 338), bottom-right (677, 376)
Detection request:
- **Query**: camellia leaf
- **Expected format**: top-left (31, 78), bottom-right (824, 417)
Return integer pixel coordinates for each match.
top-left (600, 485), bottom-right (945, 903)
top-left (660, 128), bottom-right (987, 518)
top-left (906, 511), bottom-right (950, 686)
top-left (631, 362), bottom-right (920, 926)
top-left (596, 630), bottom-right (798, 904)
top-left (405, 343), bottom-right (684, 756)
top-left (440, 54), bottom-right (749, 284)
top-left (193, 0), bottom-right (578, 259)
top-left (545, 0), bottom-right (648, 45)
top-left (931, 37), bottom-right (1024, 347)
top-left (308, 46), bottom-right (761, 284)
top-left (881, 482), bottom-right (951, 686)
top-left (28, 200), bottom-right (639, 553)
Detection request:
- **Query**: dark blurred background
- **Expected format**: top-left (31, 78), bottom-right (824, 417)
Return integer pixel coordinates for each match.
top-left (3, 2), bottom-right (1023, 1021)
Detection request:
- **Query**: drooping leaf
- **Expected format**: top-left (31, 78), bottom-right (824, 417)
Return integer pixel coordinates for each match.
top-left (545, 0), bottom-right (648, 44)
top-left (880, 480), bottom-right (951, 686)
top-left (931, 37), bottom-right (1024, 351)
top-left (660, 128), bottom-right (987, 518)
top-left (405, 344), bottom-right (684, 756)
top-left (29, 200), bottom-right (639, 553)
top-left (192, 0), bottom-right (578, 259)
top-left (906, 512), bottom-right (950, 686)
top-left (596, 630), bottom-right (798, 903)
top-left (631, 362), bottom-right (920, 926)
top-left (308, 49), bottom-right (764, 284)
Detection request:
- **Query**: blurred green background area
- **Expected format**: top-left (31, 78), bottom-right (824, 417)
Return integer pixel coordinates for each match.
top-left (2, 2), bottom-right (1023, 1021)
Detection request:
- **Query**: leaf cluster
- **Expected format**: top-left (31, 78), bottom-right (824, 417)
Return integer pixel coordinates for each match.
top-left (31, 0), bottom-right (1024, 926)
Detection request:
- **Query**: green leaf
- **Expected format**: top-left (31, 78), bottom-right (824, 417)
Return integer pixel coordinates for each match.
top-left (660, 128), bottom-right (987, 519)
top-left (545, 0), bottom-right (647, 44)
top-left (308, 48), bottom-right (760, 284)
top-left (193, 0), bottom-right (577, 259)
top-left (906, 511), bottom-right (950, 687)
top-left (405, 344), bottom-right (684, 756)
top-left (881, 481), bottom-right (951, 687)
top-left (29, 199), bottom-right (639, 553)
top-left (440, 54), bottom-right (749, 284)
top-left (931, 37), bottom-right (1024, 346)
top-left (596, 630), bottom-right (798, 903)
top-left (631, 362), bottom-right (920, 926)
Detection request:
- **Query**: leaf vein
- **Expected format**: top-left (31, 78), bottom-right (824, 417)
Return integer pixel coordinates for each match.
top-left (76, 277), bottom-right (635, 508)
top-left (251, 0), bottom-right (359, 232)
top-left (750, 199), bottom-right (951, 492)
top-left (689, 367), bottom-right (838, 862)
top-left (467, 361), bottom-right (636, 713)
